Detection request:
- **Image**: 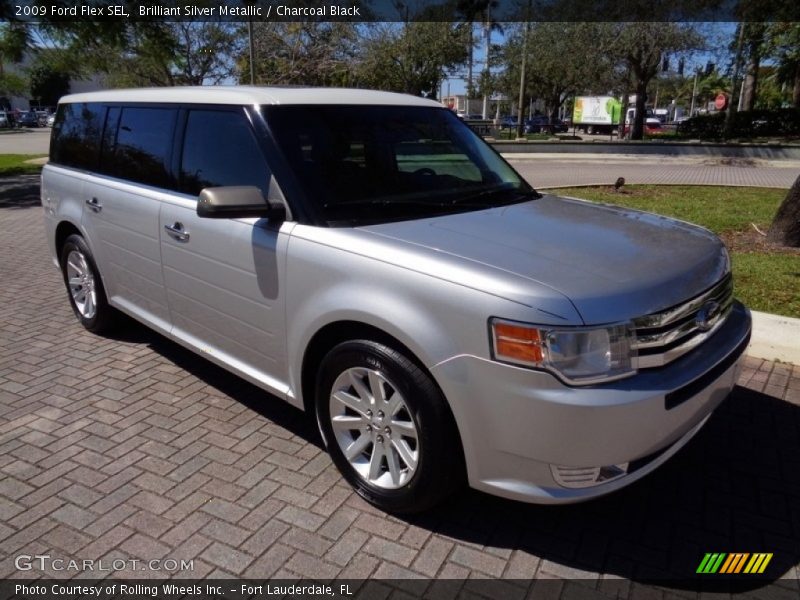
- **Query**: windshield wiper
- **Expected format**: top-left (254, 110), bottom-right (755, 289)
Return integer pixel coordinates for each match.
top-left (451, 187), bottom-right (541, 205)
top-left (325, 197), bottom-right (483, 210)
top-left (324, 188), bottom-right (540, 212)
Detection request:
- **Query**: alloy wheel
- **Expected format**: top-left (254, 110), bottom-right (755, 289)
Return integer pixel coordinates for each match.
top-left (329, 367), bottom-right (419, 489)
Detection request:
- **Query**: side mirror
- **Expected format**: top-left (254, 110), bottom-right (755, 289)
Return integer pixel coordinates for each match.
top-left (196, 186), bottom-right (286, 221)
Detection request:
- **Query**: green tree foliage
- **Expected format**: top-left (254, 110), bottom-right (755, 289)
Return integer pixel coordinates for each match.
top-left (497, 22), bottom-right (619, 122)
top-left (765, 23), bottom-right (800, 108)
top-left (29, 61), bottom-right (70, 107)
top-left (357, 22), bottom-right (470, 97)
top-left (610, 23), bottom-right (703, 139)
top-left (0, 22), bottom-right (30, 97)
top-left (247, 22), bottom-right (358, 86)
top-left (43, 21), bottom-right (242, 87)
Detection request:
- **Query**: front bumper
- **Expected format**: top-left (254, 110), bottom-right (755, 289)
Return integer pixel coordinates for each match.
top-left (431, 301), bottom-right (752, 503)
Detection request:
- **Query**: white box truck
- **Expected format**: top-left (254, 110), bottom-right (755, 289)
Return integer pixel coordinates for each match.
top-left (572, 95), bottom-right (622, 135)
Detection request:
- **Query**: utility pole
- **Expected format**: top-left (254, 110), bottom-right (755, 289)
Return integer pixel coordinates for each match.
top-left (481, 3), bottom-right (491, 119)
top-left (247, 19), bottom-right (255, 85)
top-left (516, 0), bottom-right (531, 138)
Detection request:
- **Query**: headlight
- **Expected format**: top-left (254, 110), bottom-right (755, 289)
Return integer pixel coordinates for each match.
top-left (490, 318), bottom-right (638, 384)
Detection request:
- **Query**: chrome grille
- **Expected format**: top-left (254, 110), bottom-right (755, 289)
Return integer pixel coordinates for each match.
top-left (633, 275), bottom-right (734, 369)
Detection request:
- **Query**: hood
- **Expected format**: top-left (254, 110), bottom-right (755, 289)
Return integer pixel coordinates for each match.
top-left (360, 195), bottom-right (729, 324)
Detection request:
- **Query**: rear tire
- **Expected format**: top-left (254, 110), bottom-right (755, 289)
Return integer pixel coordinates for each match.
top-left (316, 340), bottom-right (463, 513)
top-left (60, 234), bottom-right (118, 334)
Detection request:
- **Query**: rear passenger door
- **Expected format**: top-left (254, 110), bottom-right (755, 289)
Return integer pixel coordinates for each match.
top-left (82, 105), bottom-right (178, 333)
top-left (159, 107), bottom-right (293, 397)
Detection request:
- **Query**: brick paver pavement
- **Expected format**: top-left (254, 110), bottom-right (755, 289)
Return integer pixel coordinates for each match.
top-left (1, 175), bottom-right (799, 596)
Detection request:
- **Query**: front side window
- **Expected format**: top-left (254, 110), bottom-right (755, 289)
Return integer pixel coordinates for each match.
top-left (265, 105), bottom-right (535, 225)
top-left (180, 110), bottom-right (270, 197)
top-left (50, 103), bottom-right (105, 170)
top-left (103, 107), bottom-right (176, 189)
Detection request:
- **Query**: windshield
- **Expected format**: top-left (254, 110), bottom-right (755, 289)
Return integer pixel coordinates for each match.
top-left (264, 105), bottom-right (536, 225)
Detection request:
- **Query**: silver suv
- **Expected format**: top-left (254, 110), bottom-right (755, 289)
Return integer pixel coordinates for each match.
top-left (42, 87), bottom-right (751, 512)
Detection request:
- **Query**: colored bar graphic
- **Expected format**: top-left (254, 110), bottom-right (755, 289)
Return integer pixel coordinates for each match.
top-left (733, 553), bottom-right (749, 573)
top-left (720, 553), bottom-right (749, 573)
top-left (719, 554), bottom-right (736, 573)
top-left (743, 553), bottom-right (773, 574)
top-left (710, 553), bottom-right (726, 573)
top-left (697, 553), bottom-right (714, 573)
top-left (698, 552), bottom-right (773, 574)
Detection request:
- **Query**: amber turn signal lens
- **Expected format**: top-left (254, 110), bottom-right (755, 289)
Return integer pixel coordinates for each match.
top-left (493, 322), bottom-right (544, 364)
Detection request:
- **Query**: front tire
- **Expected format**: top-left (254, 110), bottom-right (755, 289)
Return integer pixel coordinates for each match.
top-left (60, 234), bottom-right (117, 334)
top-left (316, 340), bottom-right (463, 513)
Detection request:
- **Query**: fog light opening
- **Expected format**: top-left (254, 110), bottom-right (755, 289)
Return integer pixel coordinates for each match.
top-left (551, 462), bottom-right (630, 489)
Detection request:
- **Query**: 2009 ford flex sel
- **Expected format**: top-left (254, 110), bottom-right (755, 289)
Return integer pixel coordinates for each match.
top-left (42, 87), bottom-right (751, 512)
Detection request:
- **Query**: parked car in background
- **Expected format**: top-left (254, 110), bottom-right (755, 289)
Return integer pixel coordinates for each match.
top-left (46, 113), bottom-right (55, 127)
top-left (523, 115), bottom-right (548, 133)
top-left (621, 118), bottom-right (666, 137)
top-left (499, 116), bottom-right (520, 129)
top-left (0, 111), bottom-right (9, 128)
top-left (645, 119), bottom-right (665, 135)
top-left (17, 111), bottom-right (40, 128)
top-left (524, 116), bottom-right (568, 134)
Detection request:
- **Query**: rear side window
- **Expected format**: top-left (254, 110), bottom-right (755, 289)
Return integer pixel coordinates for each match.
top-left (180, 109), bottom-right (270, 197)
top-left (50, 103), bottom-right (105, 170)
top-left (103, 107), bottom-right (177, 189)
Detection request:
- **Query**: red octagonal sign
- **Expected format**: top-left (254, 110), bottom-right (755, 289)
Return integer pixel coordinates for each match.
top-left (715, 93), bottom-right (728, 110)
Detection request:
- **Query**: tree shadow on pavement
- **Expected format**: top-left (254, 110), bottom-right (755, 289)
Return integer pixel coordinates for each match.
top-left (412, 385), bottom-right (800, 594)
top-left (0, 175), bottom-right (41, 209)
top-left (107, 321), bottom-right (322, 449)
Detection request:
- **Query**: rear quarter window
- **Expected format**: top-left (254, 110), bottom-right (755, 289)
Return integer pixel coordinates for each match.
top-left (50, 103), bottom-right (106, 170)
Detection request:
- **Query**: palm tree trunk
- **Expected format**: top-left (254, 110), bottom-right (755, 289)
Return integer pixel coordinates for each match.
top-left (793, 63), bottom-right (800, 108)
top-left (767, 174), bottom-right (800, 247)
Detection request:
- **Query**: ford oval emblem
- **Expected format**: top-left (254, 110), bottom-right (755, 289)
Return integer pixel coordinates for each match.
top-left (695, 301), bottom-right (721, 332)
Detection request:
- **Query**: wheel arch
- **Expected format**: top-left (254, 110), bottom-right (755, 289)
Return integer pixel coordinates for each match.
top-left (299, 320), bottom-right (466, 470)
top-left (55, 220), bottom-right (83, 259)
top-left (301, 320), bottom-right (427, 415)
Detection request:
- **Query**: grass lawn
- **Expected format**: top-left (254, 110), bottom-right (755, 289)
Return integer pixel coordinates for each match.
top-left (0, 154), bottom-right (46, 176)
top-left (549, 185), bottom-right (800, 318)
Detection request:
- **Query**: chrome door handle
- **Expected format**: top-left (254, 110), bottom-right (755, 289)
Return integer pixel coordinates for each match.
top-left (164, 222), bottom-right (190, 241)
top-left (85, 197), bottom-right (102, 212)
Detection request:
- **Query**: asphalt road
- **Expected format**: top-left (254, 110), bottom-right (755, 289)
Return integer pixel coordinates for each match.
top-left (0, 128), bottom-right (51, 155)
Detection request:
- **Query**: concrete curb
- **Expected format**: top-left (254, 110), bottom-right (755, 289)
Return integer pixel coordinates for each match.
top-left (748, 310), bottom-right (800, 365)
top-left (490, 140), bottom-right (800, 159)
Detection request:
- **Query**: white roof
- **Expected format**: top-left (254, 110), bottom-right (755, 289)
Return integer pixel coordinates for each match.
top-left (60, 86), bottom-right (442, 108)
